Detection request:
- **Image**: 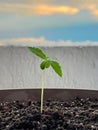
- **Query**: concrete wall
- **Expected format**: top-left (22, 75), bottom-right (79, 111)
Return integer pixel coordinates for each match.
top-left (0, 46), bottom-right (98, 90)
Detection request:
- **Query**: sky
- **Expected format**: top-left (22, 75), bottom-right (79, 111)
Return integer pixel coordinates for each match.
top-left (0, 0), bottom-right (98, 45)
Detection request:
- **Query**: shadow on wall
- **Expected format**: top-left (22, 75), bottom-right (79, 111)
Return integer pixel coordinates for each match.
top-left (0, 89), bottom-right (98, 102)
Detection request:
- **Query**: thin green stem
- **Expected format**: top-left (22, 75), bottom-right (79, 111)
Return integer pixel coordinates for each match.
top-left (41, 70), bottom-right (45, 113)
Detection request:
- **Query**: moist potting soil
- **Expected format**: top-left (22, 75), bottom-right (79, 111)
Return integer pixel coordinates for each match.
top-left (0, 97), bottom-right (98, 130)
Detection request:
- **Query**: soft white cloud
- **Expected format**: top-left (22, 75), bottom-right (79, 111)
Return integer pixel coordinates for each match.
top-left (64, 0), bottom-right (98, 16)
top-left (0, 3), bottom-right (32, 15)
top-left (0, 0), bottom-right (98, 16)
top-left (86, 4), bottom-right (98, 16)
top-left (0, 3), bottom-right (79, 15)
top-left (34, 5), bottom-right (79, 15)
top-left (0, 37), bottom-right (98, 47)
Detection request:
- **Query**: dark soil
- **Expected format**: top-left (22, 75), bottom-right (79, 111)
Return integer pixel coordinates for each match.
top-left (1, 97), bottom-right (98, 130)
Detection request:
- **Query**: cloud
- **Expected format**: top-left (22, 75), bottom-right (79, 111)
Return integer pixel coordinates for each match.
top-left (64, 0), bottom-right (98, 16)
top-left (86, 4), bottom-right (98, 16)
top-left (34, 5), bottom-right (79, 15)
top-left (0, 37), bottom-right (98, 47)
top-left (0, 0), bottom-right (98, 16)
top-left (0, 3), bottom-right (79, 15)
top-left (0, 37), bottom-right (55, 46)
top-left (92, 9), bottom-right (98, 16)
top-left (0, 3), bottom-right (34, 15)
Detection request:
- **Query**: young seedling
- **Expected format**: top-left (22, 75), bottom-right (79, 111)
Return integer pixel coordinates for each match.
top-left (28, 47), bottom-right (62, 113)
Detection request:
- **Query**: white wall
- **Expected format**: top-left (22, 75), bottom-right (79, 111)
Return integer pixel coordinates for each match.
top-left (0, 46), bottom-right (98, 90)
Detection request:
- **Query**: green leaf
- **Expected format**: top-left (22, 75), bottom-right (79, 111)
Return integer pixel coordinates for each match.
top-left (50, 61), bottom-right (62, 77)
top-left (40, 60), bottom-right (51, 70)
top-left (28, 47), bottom-right (47, 59)
top-left (40, 61), bottom-right (46, 70)
top-left (45, 60), bottom-right (50, 68)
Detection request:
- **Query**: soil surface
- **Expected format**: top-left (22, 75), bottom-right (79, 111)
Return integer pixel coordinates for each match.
top-left (0, 97), bottom-right (98, 130)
